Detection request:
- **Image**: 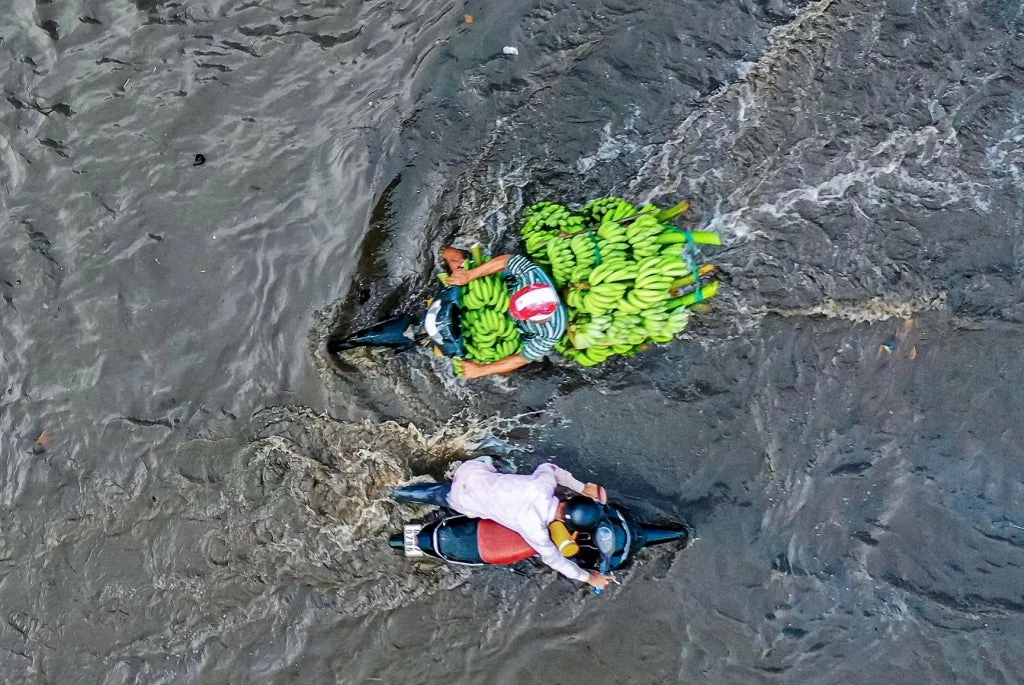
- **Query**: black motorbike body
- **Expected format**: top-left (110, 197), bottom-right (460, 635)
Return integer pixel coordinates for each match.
top-left (327, 287), bottom-right (464, 358)
top-left (388, 501), bottom-right (688, 572)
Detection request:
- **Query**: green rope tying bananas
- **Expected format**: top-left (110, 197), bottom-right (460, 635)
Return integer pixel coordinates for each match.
top-left (522, 197), bottom-right (721, 368)
top-left (452, 246), bottom-right (523, 371)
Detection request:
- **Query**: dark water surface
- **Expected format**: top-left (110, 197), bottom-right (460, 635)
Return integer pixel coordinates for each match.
top-left (3, 0), bottom-right (1024, 683)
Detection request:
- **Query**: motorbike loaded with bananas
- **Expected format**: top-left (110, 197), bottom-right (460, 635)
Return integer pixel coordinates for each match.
top-left (326, 196), bottom-right (721, 376)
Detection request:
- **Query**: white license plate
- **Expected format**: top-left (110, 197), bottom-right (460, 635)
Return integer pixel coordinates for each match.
top-left (403, 525), bottom-right (425, 558)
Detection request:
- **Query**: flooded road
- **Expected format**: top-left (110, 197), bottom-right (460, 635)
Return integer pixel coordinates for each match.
top-left (2, 0), bottom-right (1023, 682)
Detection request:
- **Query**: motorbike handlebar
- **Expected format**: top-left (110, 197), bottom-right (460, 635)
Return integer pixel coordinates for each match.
top-left (590, 573), bottom-right (618, 596)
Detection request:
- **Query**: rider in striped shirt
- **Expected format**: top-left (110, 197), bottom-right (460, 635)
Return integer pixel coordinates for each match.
top-left (443, 248), bottom-right (567, 379)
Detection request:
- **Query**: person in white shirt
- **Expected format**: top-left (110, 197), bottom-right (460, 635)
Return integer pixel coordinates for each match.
top-left (392, 457), bottom-right (616, 592)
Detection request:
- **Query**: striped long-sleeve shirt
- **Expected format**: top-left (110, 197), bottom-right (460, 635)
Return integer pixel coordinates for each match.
top-left (503, 255), bottom-right (568, 361)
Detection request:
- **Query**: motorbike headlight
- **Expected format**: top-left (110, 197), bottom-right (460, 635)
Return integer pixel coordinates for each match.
top-left (423, 300), bottom-right (445, 344)
top-left (595, 522), bottom-right (616, 556)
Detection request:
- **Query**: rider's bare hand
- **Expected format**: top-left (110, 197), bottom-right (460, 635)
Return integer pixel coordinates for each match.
top-left (587, 571), bottom-right (614, 591)
top-left (459, 360), bottom-right (484, 379)
top-left (446, 269), bottom-right (471, 286)
top-left (582, 483), bottom-right (607, 503)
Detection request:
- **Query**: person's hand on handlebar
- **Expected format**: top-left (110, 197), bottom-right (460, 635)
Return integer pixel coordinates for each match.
top-left (587, 571), bottom-right (616, 592)
top-left (441, 252), bottom-right (510, 287)
top-left (582, 483), bottom-right (607, 503)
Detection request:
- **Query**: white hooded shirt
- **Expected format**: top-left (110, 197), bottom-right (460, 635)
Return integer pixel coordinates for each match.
top-left (448, 458), bottom-right (591, 583)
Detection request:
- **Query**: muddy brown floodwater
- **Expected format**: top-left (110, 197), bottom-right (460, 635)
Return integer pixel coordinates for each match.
top-left (2, 0), bottom-right (1023, 683)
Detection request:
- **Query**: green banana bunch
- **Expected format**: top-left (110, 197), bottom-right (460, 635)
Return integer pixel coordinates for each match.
top-left (588, 259), bottom-right (638, 286)
top-left (462, 271), bottom-right (511, 310)
top-left (561, 344), bottom-right (616, 367)
top-left (582, 197), bottom-right (636, 225)
top-left (564, 287), bottom-right (585, 311)
top-left (546, 237), bottom-right (576, 288)
top-left (522, 201), bottom-right (590, 236)
top-left (625, 215), bottom-right (665, 259)
top-left (522, 202), bottom-right (570, 233)
top-left (452, 248), bottom-right (524, 372)
top-left (595, 238), bottom-right (629, 264)
top-left (524, 229), bottom-right (558, 256)
top-left (596, 221), bottom-right (626, 242)
top-left (568, 233), bottom-right (598, 282)
top-left (518, 196), bottom-right (722, 369)
top-left (581, 281), bottom-right (630, 315)
top-left (561, 214), bottom-right (587, 234)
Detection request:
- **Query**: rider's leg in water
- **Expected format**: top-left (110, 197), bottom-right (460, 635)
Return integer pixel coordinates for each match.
top-left (389, 482), bottom-right (452, 507)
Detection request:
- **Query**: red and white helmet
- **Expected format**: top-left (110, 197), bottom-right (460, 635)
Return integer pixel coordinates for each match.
top-left (509, 283), bottom-right (559, 322)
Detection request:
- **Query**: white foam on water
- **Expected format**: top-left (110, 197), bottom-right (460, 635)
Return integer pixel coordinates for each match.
top-left (765, 292), bottom-right (947, 323)
top-left (984, 108), bottom-right (1024, 188)
top-left (575, 108), bottom-right (645, 174)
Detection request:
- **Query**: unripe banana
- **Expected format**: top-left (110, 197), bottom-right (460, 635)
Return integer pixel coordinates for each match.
top-left (596, 221), bottom-right (625, 241)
